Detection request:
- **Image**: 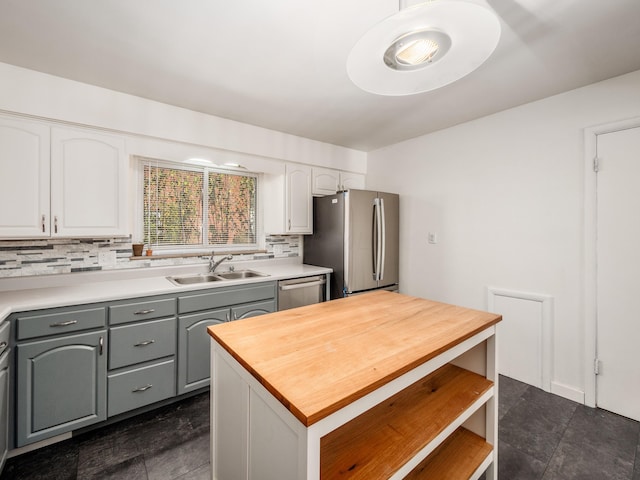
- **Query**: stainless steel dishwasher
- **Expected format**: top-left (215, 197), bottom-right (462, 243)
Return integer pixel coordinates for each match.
top-left (277, 275), bottom-right (326, 311)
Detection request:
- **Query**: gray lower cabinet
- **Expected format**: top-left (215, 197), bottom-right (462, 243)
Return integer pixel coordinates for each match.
top-left (108, 359), bottom-right (175, 417)
top-left (107, 297), bottom-right (177, 417)
top-left (178, 308), bottom-right (228, 395)
top-left (16, 330), bottom-right (107, 447)
top-left (9, 280), bottom-right (279, 448)
top-left (177, 282), bottom-right (277, 395)
top-left (0, 322), bottom-right (10, 472)
top-left (232, 300), bottom-right (276, 320)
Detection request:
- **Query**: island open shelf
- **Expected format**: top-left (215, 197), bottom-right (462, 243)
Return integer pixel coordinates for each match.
top-left (320, 364), bottom-right (493, 478)
top-left (208, 291), bottom-right (501, 480)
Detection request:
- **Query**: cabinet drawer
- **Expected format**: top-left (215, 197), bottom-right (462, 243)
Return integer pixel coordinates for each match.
top-left (178, 282), bottom-right (276, 314)
top-left (109, 317), bottom-right (176, 369)
top-left (109, 297), bottom-right (176, 325)
top-left (16, 307), bottom-right (106, 340)
top-left (0, 322), bottom-right (9, 356)
top-left (108, 359), bottom-right (175, 417)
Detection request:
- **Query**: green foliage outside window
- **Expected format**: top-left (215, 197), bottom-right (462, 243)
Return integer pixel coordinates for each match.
top-left (143, 163), bottom-right (257, 247)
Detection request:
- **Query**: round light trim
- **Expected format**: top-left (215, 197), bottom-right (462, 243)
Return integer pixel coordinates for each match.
top-left (383, 30), bottom-right (452, 71)
top-left (347, 0), bottom-right (501, 96)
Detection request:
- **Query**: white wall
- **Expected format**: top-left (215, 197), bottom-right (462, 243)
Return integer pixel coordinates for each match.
top-left (0, 62), bottom-right (366, 172)
top-left (366, 69), bottom-right (640, 402)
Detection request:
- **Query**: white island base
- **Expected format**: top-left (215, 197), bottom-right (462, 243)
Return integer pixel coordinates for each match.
top-left (208, 292), bottom-right (500, 480)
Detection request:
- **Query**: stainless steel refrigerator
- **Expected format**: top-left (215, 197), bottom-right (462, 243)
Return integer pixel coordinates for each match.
top-left (303, 189), bottom-right (399, 299)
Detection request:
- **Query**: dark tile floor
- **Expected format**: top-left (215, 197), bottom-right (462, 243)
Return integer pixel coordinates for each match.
top-left (2, 376), bottom-right (639, 479)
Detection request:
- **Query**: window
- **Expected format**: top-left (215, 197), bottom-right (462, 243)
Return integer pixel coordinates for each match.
top-left (142, 160), bottom-right (257, 249)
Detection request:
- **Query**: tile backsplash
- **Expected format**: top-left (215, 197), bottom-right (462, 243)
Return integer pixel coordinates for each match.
top-left (0, 236), bottom-right (300, 278)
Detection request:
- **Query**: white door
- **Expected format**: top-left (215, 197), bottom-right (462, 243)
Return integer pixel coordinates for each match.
top-left (0, 116), bottom-right (50, 238)
top-left (50, 127), bottom-right (127, 237)
top-left (596, 126), bottom-right (640, 421)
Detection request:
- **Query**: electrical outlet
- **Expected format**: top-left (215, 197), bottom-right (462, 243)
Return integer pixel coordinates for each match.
top-left (428, 232), bottom-right (438, 244)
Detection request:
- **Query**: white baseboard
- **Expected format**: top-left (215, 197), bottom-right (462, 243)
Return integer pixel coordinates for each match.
top-left (551, 381), bottom-right (585, 404)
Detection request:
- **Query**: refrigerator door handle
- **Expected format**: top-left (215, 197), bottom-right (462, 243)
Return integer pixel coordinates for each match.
top-left (379, 197), bottom-right (386, 281)
top-left (373, 198), bottom-right (383, 281)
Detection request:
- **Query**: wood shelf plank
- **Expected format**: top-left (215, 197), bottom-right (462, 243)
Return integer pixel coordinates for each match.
top-left (319, 364), bottom-right (493, 479)
top-left (404, 427), bottom-right (493, 479)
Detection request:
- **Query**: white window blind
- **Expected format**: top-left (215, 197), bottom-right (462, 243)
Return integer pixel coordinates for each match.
top-left (142, 159), bottom-right (257, 248)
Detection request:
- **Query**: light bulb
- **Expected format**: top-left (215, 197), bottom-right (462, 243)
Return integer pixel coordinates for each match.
top-left (396, 38), bottom-right (439, 66)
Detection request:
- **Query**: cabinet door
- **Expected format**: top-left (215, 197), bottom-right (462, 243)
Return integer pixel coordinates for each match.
top-left (232, 300), bottom-right (276, 321)
top-left (285, 164), bottom-right (312, 234)
top-left (16, 330), bottom-right (107, 446)
top-left (0, 349), bottom-right (8, 472)
top-left (340, 172), bottom-right (365, 190)
top-left (178, 308), bottom-right (229, 395)
top-left (312, 167), bottom-right (339, 196)
top-left (51, 127), bottom-right (127, 237)
top-left (0, 116), bottom-right (50, 238)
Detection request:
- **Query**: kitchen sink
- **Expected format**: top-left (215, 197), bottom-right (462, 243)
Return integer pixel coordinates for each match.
top-left (167, 269), bottom-right (269, 285)
top-left (167, 274), bottom-right (226, 286)
top-left (215, 269), bottom-right (269, 280)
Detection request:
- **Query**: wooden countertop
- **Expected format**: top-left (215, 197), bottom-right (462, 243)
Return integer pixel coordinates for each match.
top-left (207, 290), bottom-right (501, 426)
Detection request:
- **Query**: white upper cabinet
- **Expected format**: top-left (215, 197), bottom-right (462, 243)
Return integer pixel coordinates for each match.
top-left (263, 163), bottom-right (312, 234)
top-left (51, 127), bottom-right (127, 237)
top-left (339, 171), bottom-right (365, 190)
top-left (286, 164), bottom-right (312, 233)
top-left (0, 115), bottom-right (128, 239)
top-left (312, 167), bottom-right (365, 196)
top-left (0, 117), bottom-right (50, 237)
top-left (312, 167), bottom-right (340, 196)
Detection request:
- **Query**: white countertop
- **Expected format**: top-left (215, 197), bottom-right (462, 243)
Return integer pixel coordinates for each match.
top-left (0, 259), bottom-right (331, 321)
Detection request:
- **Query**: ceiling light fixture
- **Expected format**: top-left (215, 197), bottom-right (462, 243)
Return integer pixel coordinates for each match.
top-left (347, 0), bottom-right (501, 96)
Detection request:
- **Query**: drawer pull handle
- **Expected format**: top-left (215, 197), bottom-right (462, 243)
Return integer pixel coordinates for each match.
top-left (134, 309), bottom-right (155, 315)
top-left (134, 340), bottom-right (155, 347)
top-left (50, 320), bottom-right (78, 327)
top-left (0, 342), bottom-right (6, 349)
top-left (132, 384), bottom-right (153, 393)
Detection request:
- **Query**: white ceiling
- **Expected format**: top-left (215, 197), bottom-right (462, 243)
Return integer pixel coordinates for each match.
top-left (0, 0), bottom-right (639, 152)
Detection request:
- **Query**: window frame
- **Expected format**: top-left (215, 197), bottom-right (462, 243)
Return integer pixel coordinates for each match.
top-left (135, 157), bottom-right (260, 254)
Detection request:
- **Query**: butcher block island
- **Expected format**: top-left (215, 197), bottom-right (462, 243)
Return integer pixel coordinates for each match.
top-left (207, 291), bottom-right (501, 480)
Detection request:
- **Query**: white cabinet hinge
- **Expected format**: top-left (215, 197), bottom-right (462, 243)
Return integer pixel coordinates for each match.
top-left (594, 358), bottom-right (601, 375)
top-left (593, 157), bottom-right (600, 173)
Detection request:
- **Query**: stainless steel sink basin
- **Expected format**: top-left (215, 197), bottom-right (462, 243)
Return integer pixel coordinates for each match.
top-left (167, 274), bottom-right (226, 286)
top-left (167, 269), bottom-right (268, 285)
top-left (215, 269), bottom-right (269, 280)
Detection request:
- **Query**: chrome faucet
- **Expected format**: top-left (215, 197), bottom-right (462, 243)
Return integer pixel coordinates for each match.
top-left (209, 253), bottom-right (233, 273)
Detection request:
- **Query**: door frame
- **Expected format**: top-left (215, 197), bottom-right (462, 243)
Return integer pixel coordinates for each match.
top-left (583, 116), bottom-right (640, 408)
